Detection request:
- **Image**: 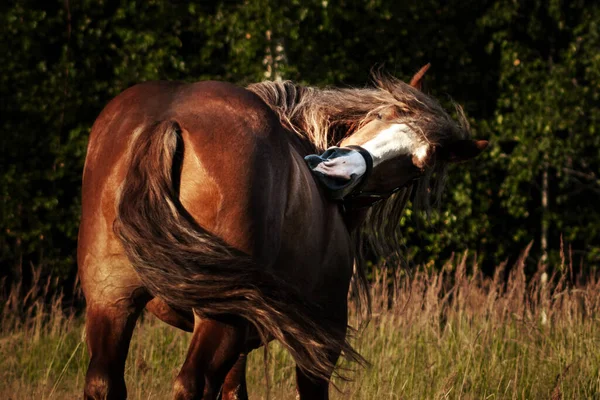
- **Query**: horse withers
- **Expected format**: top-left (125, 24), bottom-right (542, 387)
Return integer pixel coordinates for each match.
top-left (78, 66), bottom-right (487, 399)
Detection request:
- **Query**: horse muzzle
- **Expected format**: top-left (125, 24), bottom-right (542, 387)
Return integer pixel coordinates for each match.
top-left (304, 146), bottom-right (373, 200)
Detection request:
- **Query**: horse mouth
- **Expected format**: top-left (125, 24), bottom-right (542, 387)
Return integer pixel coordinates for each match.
top-left (304, 147), bottom-right (371, 200)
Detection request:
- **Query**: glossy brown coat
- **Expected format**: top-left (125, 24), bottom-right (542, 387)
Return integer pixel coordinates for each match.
top-left (80, 81), bottom-right (357, 400)
top-left (79, 72), bottom-right (486, 399)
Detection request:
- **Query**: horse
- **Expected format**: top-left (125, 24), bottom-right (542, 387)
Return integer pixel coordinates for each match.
top-left (78, 65), bottom-right (487, 400)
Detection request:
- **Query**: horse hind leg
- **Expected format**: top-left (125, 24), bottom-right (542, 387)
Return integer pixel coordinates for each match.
top-left (83, 287), bottom-right (150, 400)
top-left (173, 313), bottom-right (246, 400)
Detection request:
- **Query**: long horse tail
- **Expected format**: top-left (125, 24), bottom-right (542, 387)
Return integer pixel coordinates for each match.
top-left (114, 120), bottom-right (364, 381)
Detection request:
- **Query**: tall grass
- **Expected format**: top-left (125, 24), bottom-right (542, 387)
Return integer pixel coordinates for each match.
top-left (1, 246), bottom-right (599, 399)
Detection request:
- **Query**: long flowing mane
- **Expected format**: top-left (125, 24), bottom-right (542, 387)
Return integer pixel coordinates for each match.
top-left (248, 75), bottom-right (471, 304)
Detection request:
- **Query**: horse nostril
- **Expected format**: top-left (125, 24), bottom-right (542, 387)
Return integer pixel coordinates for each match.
top-left (304, 154), bottom-right (325, 169)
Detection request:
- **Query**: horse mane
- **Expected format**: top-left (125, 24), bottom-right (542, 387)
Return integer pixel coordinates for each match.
top-left (247, 74), bottom-right (471, 307)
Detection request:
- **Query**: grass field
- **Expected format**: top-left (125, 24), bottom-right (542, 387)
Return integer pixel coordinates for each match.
top-left (1, 247), bottom-right (599, 399)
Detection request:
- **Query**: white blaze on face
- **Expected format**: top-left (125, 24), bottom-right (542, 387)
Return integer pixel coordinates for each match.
top-left (362, 123), bottom-right (429, 167)
top-left (310, 123), bottom-right (428, 183)
top-left (312, 150), bottom-right (367, 179)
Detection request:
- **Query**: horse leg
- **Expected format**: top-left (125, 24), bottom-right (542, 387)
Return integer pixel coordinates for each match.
top-left (295, 351), bottom-right (340, 400)
top-left (219, 354), bottom-right (248, 400)
top-left (145, 295), bottom-right (248, 400)
top-left (173, 313), bottom-right (246, 400)
top-left (83, 295), bottom-right (148, 400)
top-left (295, 310), bottom-right (347, 400)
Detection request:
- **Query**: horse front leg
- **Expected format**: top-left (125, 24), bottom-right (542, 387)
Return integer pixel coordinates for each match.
top-left (295, 349), bottom-right (341, 400)
top-left (295, 306), bottom-right (348, 400)
top-left (219, 353), bottom-right (248, 400)
top-left (173, 313), bottom-right (246, 400)
top-left (213, 353), bottom-right (248, 400)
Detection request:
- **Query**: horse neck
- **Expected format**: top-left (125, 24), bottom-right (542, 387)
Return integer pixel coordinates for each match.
top-left (285, 129), bottom-right (322, 157)
top-left (342, 208), bottom-right (369, 234)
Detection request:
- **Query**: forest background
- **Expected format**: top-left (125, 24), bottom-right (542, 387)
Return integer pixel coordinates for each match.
top-left (2, 0), bottom-right (600, 296)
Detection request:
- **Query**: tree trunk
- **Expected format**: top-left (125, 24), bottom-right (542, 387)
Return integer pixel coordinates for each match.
top-left (264, 29), bottom-right (285, 81)
top-left (541, 163), bottom-right (549, 264)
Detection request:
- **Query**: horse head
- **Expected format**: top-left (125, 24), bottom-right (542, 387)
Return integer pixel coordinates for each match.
top-left (305, 65), bottom-right (488, 201)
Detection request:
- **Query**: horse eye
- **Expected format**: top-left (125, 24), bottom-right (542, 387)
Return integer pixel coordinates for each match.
top-left (376, 112), bottom-right (383, 120)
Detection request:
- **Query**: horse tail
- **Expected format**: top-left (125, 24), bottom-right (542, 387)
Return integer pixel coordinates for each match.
top-left (114, 120), bottom-right (364, 380)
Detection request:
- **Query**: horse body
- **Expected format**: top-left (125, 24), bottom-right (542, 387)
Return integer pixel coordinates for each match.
top-left (79, 69), bottom-right (487, 399)
top-left (79, 81), bottom-right (354, 399)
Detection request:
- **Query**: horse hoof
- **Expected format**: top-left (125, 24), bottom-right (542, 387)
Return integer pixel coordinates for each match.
top-left (84, 369), bottom-right (126, 400)
top-left (173, 373), bottom-right (203, 400)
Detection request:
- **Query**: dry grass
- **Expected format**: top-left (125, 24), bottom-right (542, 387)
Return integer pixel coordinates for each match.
top-left (1, 246), bottom-right (599, 399)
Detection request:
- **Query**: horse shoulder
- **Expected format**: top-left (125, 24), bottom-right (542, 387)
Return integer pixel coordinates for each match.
top-left (272, 146), bottom-right (354, 296)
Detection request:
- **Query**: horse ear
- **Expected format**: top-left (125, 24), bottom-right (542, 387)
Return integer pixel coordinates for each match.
top-left (443, 139), bottom-right (488, 163)
top-left (409, 63), bottom-right (431, 90)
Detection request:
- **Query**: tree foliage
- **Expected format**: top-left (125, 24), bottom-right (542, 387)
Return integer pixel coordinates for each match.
top-left (1, 0), bottom-right (599, 286)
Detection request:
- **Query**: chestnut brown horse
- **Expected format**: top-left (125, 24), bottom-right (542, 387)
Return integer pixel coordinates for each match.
top-left (78, 66), bottom-right (487, 400)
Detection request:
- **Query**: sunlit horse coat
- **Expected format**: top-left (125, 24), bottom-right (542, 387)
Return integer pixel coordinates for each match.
top-left (78, 67), bottom-right (487, 400)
